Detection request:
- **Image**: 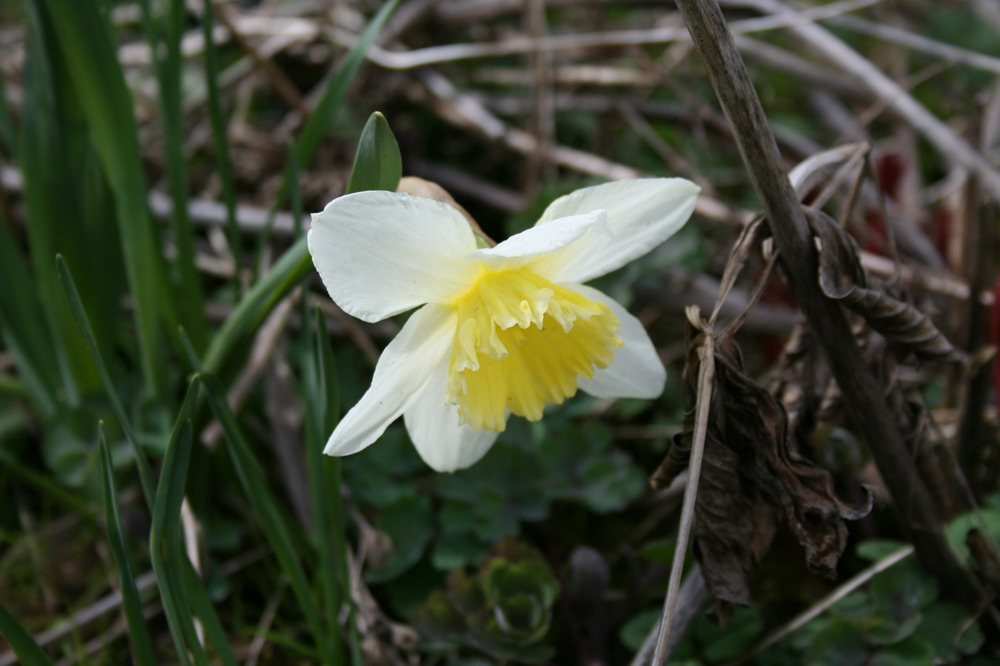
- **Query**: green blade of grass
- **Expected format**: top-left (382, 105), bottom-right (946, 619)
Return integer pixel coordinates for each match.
top-left (0, 215), bottom-right (58, 417)
top-left (201, 235), bottom-right (311, 376)
top-left (39, 0), bottom-right (171, 397)
top-left (201, 0), bottom-right (241, 274)
top-left (295, 0), bottom-right (402, 167)
top-left (304, 307), bottom-right (359, 663)
top-left (20, 1), bottom-right (108, 405)
top-left (138, 0), bottom-right (207, 351)
top-left (97, 423), bottom-right (156, 666)
top-left (57, 255), bottom-right (155, 509)
top-left (0, 374), bottom-right (27, 400)
top-left (179, 559), bottom-right (239, 666)
top-left (0, 601), bottom-right (55, 666)
top-left (0, 62), bottom-right (16, 159)
top-left (147, 376), bottom-right (236, 665)
top-left (194, 368), bottom-right (339, 664)
top-left (150, 379), bottom-right (209, 666)
top-left (203, 107), bottom-right (403, 376)
top-left (0, 446), bottom-right (94, 516)
top-left (252, 0), bottom-right (401, 266)
top-left (289, 141), bottom-right (304, 238)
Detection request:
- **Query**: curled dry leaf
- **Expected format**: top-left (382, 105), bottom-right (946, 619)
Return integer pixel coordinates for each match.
top-left (808, 209), bottom-right (965, 364)
top-left (654, 317), bottom-right (872, 616)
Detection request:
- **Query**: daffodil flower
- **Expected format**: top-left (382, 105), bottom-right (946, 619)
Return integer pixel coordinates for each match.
top-left (308, 178), bottom-right (699, 472)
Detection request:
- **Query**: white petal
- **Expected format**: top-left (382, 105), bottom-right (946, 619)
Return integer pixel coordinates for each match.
top-left (403, 361), bottom-right (500, 472)
top-left (570, 284), bottom-right (666, 399)
top-left (472, 210), bottom-right (608, 270)
top-left (530, 179), bottom-right (700, 283)
top-left (324, 305), bottom-right (455, 457)
top-left (308, 191), bottom-right (479, 323)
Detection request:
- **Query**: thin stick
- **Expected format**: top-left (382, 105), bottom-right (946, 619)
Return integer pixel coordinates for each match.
top-left (652, 307), bottom-right (715, 664)
top-left (743, 545), bottom-right (915, 659)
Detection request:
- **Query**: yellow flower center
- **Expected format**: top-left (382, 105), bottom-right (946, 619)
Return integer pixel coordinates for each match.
top-left (447, 267), bottom-right (623, 431)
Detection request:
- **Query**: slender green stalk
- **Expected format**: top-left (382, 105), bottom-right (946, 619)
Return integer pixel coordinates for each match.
top-left (0, 374), bottom-right (27, 399)
top-left (20, 1), bottom-right (104, 405)
top-left (201, 236), bottom-right (311, 376)
top-left (98, 424), bottom-right (156, 666)
top-left (295, 0), bottom-right (402, 167)
top-left (201, 0), bottom-right (241, 274)
top-left (0, 601), bottom-right (55, 666)
top-left (0, 215), bottom-right (58, 417)
top-left (57, 256), bottom-right (155, 509)
top-left (195, 369), bottom-right (338, 664)
top-left (0, 66), bottom-right (15, 158)
top-left (303, 308), bottom-right (351, 661)
top-left (180, 561), bottom-right (239, 666)
top-left (0, 447), bottom-right (93, 515)
top-left (150, 380), bottom-right (208, 666)
top-left (138, 0), bottom-right (207, 351)
top-left (252, 0), bottom-right (401, 269)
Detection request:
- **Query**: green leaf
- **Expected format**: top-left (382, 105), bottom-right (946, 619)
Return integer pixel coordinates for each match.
top-left (303, 308), bottom-right (351, 663)
top-left (19, 2), bottom-right (108, 404)
top-left (0, 211), bottom-right (58, 417)
top-left (366, 493), bottom-right (434, 584)
top-left (57, 259), bottom-right (154, 478)
top-left (696, 606), bottom-right (765, 663)
top-left (179, 561), bottom-right (239, 666)
top-left (805, 619), bottom-right (869, 666)
top-left (945, 508), bottom-right (1000, 562)
top-left (868, 635), bottom-right (935, 666)
top-left (201, 236), bottom-right (312, 376)
top-left (345, 112), bottom-right (402, 194)
top-left (98, 424), bottom-right (156, 666)
top-left (295, 2), bottom-right (402, 167)
top-left (138, 0), bottom-right (206, 350)
top-left (536, 424), bottom-right (645, 513)
top-left (917, 601), bottom-right (984, 661)
top-left (57, 255), bottom-right (156, 508)
top-left (866, 611), bottom-right (923, 647)
top-left (619, 609), bottom-right (661, 652)
top-left (150, 379), bottom-right (207, 665)
top-left (870, 558), bottom-right (938, 620)
top-left (431, 532), bottom-right (490, 570)
top-left (0, 69), bottom-right (15, 158)
top-left (197, 372), bottom-right (337, 663)
top-left (856, 539), bottom-right (910, 562)
top-left (39, 0), bottom-right (171, 397)
top-left (0, 600), bottom-right (55, 666)
top-left (200, 0), bottom-right (240, 273)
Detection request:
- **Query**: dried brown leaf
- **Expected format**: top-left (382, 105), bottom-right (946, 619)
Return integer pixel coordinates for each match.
top-left (657, 318), bottom-right (872, 616)
top-left (809, 209), bottom-right (964, 364)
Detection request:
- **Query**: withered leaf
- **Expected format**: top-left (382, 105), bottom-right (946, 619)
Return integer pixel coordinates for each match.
top-left (808, 209), bottom-right (964, 364)
top-left (656, 315), bottom-right (872, 615)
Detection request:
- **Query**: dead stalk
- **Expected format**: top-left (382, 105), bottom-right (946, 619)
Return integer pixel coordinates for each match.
top-left (652, 307), bottom-right (715, 664)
